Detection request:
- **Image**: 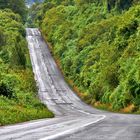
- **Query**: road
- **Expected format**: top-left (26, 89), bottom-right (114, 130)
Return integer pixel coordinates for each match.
top-left (0, 28), bottom-right (140, 140)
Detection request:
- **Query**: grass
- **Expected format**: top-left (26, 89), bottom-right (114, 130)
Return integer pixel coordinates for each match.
top-left (0, 90), bottom-right (54, 126)
top-left (0, 62), bottom-right (54, 126)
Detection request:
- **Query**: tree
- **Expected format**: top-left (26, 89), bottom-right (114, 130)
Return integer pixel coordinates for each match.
top-left (0, 0), bottom-right (27, 21)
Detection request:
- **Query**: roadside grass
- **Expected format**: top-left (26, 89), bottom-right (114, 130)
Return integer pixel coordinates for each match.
top-left (0, 52), bottom-right (54, 126)
top-left (0, 96), bottom-right (54, 126)
top-left (0, 68), bottom-right (54, 126)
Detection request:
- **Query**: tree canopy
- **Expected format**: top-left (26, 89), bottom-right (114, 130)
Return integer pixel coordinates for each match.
top-left (0, 0), bottom-right (27, 21)
top-left (32, 0), bottom-right (140, 112)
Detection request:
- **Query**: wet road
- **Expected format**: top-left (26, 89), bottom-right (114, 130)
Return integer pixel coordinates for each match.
top-left (0, 28), bottom-right (140, 140)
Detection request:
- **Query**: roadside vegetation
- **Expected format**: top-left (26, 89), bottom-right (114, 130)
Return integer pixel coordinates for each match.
top-left (0, 0), bottom-right (54, 126)
top-left (30, 0), bottom-right (140, 113)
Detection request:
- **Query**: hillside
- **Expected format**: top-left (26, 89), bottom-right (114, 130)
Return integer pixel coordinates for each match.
top-left (0, 1), bottom-right (53, 125)
top-left (31, 0), bottom-right (140, 113)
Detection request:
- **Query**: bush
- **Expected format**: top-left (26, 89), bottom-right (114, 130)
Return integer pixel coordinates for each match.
top-left (0, 82), bottom-right (13, 98)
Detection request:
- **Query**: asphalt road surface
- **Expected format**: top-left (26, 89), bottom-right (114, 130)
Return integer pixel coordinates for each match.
top-left (0, 28), bottom-right (140, 140)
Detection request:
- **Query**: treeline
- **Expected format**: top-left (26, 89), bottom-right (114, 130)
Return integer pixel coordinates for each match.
top-left (42, 0), bottom-right (139, 10)
top-left (30, 0), bottom-right (140, 27)
top-left (0, 0), bottom-right (27, 21)
top-left (0, 10), bottom-right (26, 67)
top-left (32, 0), bottom-right (140, 112)
top-left (0, 1), bottom-right (53, 125)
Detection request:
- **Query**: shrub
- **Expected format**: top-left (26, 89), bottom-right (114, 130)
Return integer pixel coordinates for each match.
top-left (0, 82), bottom-right (13, 98)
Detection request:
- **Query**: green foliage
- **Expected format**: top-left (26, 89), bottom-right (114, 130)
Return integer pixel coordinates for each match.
top-left (0, 10), bottom-right (27, 67)
top-left (0, 95), bottom-right (54, 125)
top-left (0, 82), bottom-right (13, 98)
top-left (0, 9), bottom-right (54, 125)
top-left (0, 0), bottom-right (27, 21)
top-left (33, 0), bottom-right (140, 112)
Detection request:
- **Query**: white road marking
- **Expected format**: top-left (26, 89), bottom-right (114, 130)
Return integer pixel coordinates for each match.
top-left (39, 115), bottom-right (105, 140)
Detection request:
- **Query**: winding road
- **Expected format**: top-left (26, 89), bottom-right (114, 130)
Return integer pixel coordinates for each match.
top-left (0, 28), bottom-right (140, 140)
